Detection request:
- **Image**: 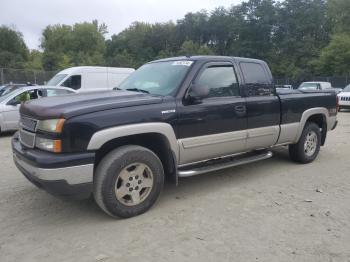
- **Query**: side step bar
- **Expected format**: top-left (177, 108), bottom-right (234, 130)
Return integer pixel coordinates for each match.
top-left (178, 150), bottom-right (273, 177)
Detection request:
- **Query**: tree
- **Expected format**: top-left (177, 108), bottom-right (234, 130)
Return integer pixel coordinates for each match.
top-left (0, 25), bottom-right (29, 68)
top-left (315, 33), bottom-right (350, 75)
top-left (26, 50), bottom-right (43, 70)
top-left (272, 0), bottom-right (329, 79)
top-left (178, 40), bottom-right (213, 56)
top-left (327, 0), bottom-right (350, 34)
top-left (176, 10), bottom-right (210, 45)
top-left (207, 7), bottom-right (232, 55)
top-left (41, 21), bottom-right (106, 70)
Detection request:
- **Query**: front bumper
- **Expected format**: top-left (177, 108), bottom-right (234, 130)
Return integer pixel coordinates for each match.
top-left (12, 133), bottom-right (95, 199)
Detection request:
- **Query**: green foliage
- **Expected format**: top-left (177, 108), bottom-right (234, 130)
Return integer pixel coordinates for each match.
top-left (41, 21), bottom-right (106, 70)
top-left (25, 50), bottom-right (43, 70)
top-left (315, 33), bottom-right (350, 75)
top-left (178, 40), bottom-right (213, 56)
top-left (328, 0), bottom-right (350, 34)
top-left (16, 92), bottom-right (30, 103)
top-left (2, 0), bottom-right (350, 79)
top-left (0, 26), bottom-right (29, 68)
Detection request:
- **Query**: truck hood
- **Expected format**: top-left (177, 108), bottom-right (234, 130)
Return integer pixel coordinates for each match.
top-left (20, 90), bottom-right (163, 120)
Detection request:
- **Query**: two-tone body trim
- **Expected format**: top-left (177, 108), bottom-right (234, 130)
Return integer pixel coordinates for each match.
top-left (295, 107), bottom-right (335, 142)
top-left (13, 153), bottom-right (93, 185)
top-left (87, 122), bottom-right (179, 162)
top-left (178, 130), bottom-right (246, 164)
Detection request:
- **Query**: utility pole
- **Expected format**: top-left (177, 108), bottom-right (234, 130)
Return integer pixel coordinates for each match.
top-left (0, 68), bottom-right (4, 85)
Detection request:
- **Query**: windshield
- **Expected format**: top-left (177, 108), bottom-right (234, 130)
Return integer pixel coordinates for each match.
top-left (343, 85), bottom-right (350, 92)
top-left (299, 83), bottom-right (318, 90)
top-left (118, 61), bottom-right (193, 96)
top-left (47, 74), bottom-right (68, 86)
top-left (0, 86), bottom-right (22, 96)
top-left (0, 89), bottom-right (22, 103)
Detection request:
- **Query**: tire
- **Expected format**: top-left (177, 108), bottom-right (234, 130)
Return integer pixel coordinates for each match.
top-left (94, 145), bottom-right (164, 218)
top-left (289, 122), bottom-right (321, 164)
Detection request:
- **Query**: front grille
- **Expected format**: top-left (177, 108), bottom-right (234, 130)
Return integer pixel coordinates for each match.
top-left (20, 116), bottom-right (38, 132)
top-left (341, 96), bottom-right (350, 101)
top-left (19, 129), bottom-right (36, 148)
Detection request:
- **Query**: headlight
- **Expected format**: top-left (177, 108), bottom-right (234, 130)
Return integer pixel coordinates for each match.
top-left (37, 119), bottom-right (65, 133)
top-left (35, 137), bottom-right (62, 153)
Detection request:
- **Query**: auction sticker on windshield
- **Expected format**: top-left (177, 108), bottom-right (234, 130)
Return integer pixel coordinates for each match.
top-left (172, 61), bottom-right (193, 66)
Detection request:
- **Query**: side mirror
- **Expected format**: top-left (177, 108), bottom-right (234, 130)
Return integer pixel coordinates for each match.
top-left (187, 83), bottom-right (210, 104)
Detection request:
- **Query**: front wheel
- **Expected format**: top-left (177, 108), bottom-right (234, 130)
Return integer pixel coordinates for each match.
top-left (94, 145), bottom-right (164, 218)
top-left (289, 122), bottom-right (321, 164)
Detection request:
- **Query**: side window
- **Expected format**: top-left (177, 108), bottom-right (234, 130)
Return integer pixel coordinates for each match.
top-left (196, 66), bottom-right (239, 98)
top-left (11, 89), bottom-right (39, 104)
top-left (61, 75), bottom-right (81, 90)
top-left (240, 62), bottom-right (273, 96)
top-left (45, 89), bottom-right (73, 97)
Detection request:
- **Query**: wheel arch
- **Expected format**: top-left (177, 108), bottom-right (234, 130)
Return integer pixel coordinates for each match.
top-left (295, 108), bottom-right (329, 145)
top-left (88, 123), bottom-right (179, 184)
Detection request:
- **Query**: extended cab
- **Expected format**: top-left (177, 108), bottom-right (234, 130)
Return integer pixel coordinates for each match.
top-left (12, 56), bottom-right (338, 218)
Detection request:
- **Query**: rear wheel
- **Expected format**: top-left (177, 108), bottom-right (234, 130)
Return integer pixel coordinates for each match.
top-left (289, 122), bottom-right (321, 164)
top-left (94, 145), bottom-right (164, 218)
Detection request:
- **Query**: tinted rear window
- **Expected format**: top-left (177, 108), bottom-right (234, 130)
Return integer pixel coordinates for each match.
top-left (240, 62), bottom-right (269, 84)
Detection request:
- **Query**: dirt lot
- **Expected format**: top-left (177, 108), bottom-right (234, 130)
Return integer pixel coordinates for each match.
top-left (0, 113), bottom-right (349, 262)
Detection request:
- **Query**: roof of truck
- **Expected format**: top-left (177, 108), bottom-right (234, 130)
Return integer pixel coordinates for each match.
top-left (151, 55), bottom-right (266, 64)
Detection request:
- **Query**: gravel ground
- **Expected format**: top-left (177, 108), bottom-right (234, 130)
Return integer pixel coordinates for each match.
top-left (0, 113), bottom-right (349, 262)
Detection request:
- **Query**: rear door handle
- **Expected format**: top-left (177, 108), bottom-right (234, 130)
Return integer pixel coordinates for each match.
top-left (234, 105), bottom-right (246, 117)
top-left (234, 105), bottom-right (246, 112)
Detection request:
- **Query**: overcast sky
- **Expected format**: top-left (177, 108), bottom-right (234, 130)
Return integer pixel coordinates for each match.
top-left (1, 0), bottom-right (243, 50)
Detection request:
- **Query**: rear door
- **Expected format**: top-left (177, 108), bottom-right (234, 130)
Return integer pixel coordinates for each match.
top-left (239, 61), bottom-right (280, 150)
top-left (176, 61), bottom-right (247, 165)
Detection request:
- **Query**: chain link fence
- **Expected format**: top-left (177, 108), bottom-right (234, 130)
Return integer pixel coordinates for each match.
top-left (0, 68), bottom-right (57, 85)
top-left (275, 76), bottom-right (350, 89)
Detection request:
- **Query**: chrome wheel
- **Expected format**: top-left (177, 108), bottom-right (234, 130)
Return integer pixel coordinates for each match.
top-left (304, 130), bottom-right (318, 157)
top-left (115, 162), bottom-right (154, 206)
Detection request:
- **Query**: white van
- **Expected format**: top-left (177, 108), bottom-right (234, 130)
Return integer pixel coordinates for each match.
top-left (46, 66), bottom-right (135, 92)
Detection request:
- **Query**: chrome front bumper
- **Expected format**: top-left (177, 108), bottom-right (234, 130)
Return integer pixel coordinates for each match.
top-left (13, 153), bottom-right (94, 185)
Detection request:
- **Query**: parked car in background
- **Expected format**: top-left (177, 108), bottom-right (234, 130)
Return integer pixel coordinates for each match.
top-left (298, 81), bottom-right (341, 94)
top-left (299, 81), bottom-right (331, 90)
top-left (275, 84), bottom-right (293, 91)
top-left (0, 86), bottom-right (75, 133)
top-left (46, 66), bottom-right (135, 92)
top-left (338, 84), bottom-right (350, 111)
top-left (0, 83), bottom-right (29, 96)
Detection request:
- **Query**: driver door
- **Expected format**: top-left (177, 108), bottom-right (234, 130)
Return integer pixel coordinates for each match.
top-left (176, 61), bottom-right (247, 165)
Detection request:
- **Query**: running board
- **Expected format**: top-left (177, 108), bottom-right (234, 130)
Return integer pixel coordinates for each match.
top-left (178, 150), bottom-right (273, 177)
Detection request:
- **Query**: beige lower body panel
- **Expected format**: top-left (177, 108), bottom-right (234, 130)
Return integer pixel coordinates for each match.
top-left (246, 125), bottom-right (280, 150)
top-left (178, 130), bottom-right (246, 165)
top-left (277, 122), bottom-right (300, 144)
top-left (178, 125), bottom-right (283, 165)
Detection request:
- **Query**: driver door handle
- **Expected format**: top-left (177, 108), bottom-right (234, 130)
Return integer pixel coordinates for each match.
top-left (234, 105), bottom-right (246, 116)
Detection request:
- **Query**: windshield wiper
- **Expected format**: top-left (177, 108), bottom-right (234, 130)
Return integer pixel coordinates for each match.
top-left (125, 88), bottom-right (150, 94)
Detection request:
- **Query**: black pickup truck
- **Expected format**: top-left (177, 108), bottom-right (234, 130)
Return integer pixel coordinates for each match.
top-left (12, 56), bottom-right (338, 218)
